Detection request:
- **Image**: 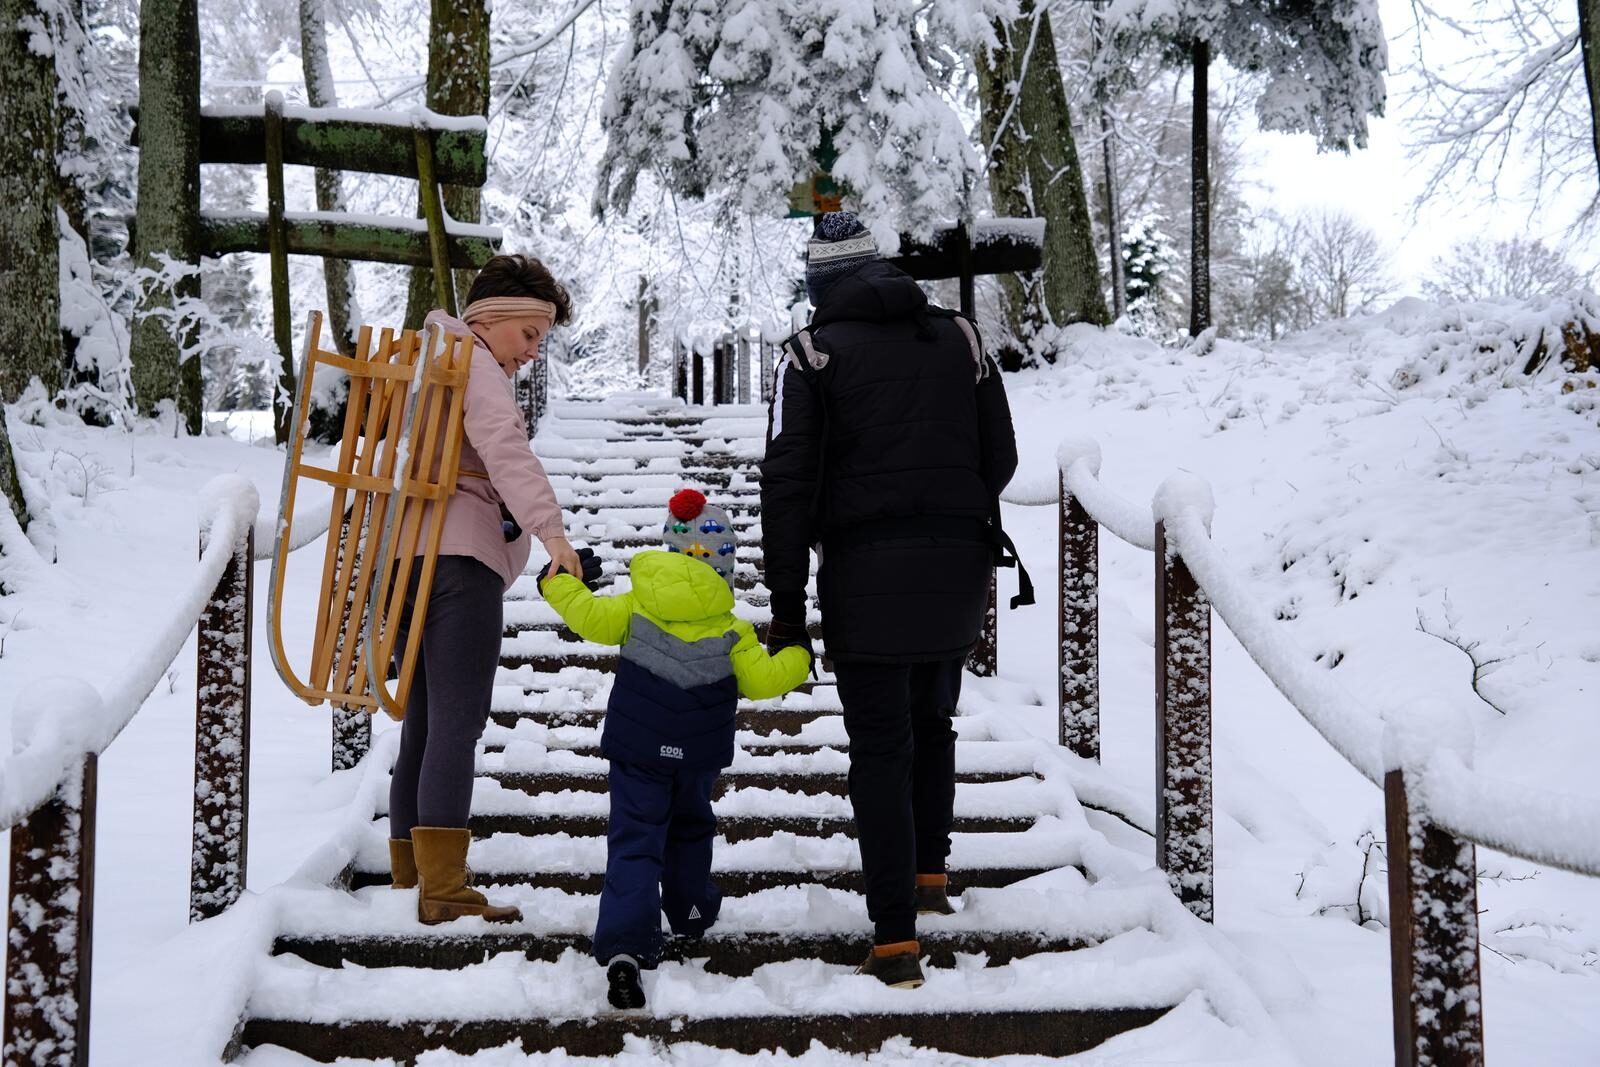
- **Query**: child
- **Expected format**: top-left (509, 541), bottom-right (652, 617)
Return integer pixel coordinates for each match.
top-left (537, 488), bottom-right (813, 1010)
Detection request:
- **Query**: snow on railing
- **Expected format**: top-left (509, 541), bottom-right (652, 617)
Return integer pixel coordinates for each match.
top-left (0, 476), bottom-right (258, 828)
top-left (1039, 435), bottom-right (1598, 1064)
top-left (2, 474), bottom-right (260, 1066)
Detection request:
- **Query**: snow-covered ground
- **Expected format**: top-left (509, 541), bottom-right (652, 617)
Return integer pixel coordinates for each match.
top-left (1, 295), bottom-right (1598, 1064)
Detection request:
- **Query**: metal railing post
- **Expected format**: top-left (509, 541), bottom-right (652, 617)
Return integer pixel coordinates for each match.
top-left (193, 517), bottom-right (255, 919)
top-left (1385, 769), bottom-right (1484, 1066)
top-left (1059, 471), bottom-right (1099, 759)
top-left (1154, 518), bottom-right (1213, 921)
top-left (5, 752), bottom-right (97, 1067)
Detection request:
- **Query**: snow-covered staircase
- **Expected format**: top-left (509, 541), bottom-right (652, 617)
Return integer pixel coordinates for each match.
top-left (235, 395), bottom-right (1268, 1062)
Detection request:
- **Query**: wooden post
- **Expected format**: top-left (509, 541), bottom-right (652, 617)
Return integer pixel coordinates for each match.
top-left (692, 346), bottom-right (705, 406)
top-left (266, 92), bottom-right (296, 445)
top-left (712, 339), bottom-right (727, 406)
top-left (673, 337), bottom-right (688, 402)
top-left (637, 276), bottom-right (652, 378)
top-left (5, 756), bottom-right (97, 1067)
top-left (1154, 520), bottom-right (1213, 921)
top-left (737, 329), bottom-right (751, 404)
top-left (1189, 39), bottom-right (1211, 337)
top-left (192, 519), bottom-right (254, 920)
top-left (1385, 770), bottom-right (1484, 1067)
top-left (532, 357), bottom-right (547, 434)
top-left (971, 573), bottom-right (998, 677)
top-left (955, 224), bottom-right (977, 320)
top-left (760, 341), bottom-right (776, 405)
top-left (413, 126), bottom-right (456, 316)
top-left (330, 512), bottom-right (372, 773)
top-left (1059, 473), bottom-right (1099, 758)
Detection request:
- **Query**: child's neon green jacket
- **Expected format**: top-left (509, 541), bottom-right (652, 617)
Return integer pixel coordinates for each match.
top-left (540, 550), bottom-right (810, 768)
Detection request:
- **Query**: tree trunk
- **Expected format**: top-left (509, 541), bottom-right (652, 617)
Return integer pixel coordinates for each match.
top-left (299, 0), bottom-right (357, 356)
top-left (0, 411), bottom-right (27, 531)
top-left (130, 0), bottom-right (202, 432)
top-left (1024, 6), bottom-right (1109, 330)
top-left (976, 2), bottom-right (1108, 357)
top-left (977, 16), bottom-right (1043, 356)
top-left (1189, 39), bottom-right (1211, 337)
top-left (404, 0), bottom-right (489, 329)
top-left (1092, 4), bottom-right (1126, 321)
top-left (1581, 0), bottom-right (1600, 187)
top-left (0, 0), bottom-right (64, 402)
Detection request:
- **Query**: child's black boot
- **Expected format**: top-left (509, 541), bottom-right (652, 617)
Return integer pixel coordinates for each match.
top-left (606, 954), bottom-right (647, 1010)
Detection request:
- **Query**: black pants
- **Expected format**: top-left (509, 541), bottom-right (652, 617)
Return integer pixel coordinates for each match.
top-left (832, 656), bottom-right (963, 945)
top-left (388, 555), bottom-right (504, 839)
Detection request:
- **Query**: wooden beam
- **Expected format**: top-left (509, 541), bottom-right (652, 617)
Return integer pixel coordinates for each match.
top-left (198, 213), bottom-right (499, 268)
top-left (266, 92), bottom-right (296, 446)
top-left (132, 107), bottom-right (488, 186)
top-left (889, 221), bottom-right (1044, 283)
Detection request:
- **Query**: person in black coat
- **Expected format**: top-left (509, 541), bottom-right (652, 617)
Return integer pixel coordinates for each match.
top-left (759, 211), bottom-right (1019, 989)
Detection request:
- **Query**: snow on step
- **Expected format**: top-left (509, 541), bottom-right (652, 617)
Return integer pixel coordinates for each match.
top-left (477, 739), bottom-right (1040, 779)
top-left (246, 929), bottom-right (1194, 1027)
top-left (348, 821), bottom-right (1082, 880)
top-left (478, 713), bottom-right (990, 752)
top-left (374, 775), bottom-right (1055, 822)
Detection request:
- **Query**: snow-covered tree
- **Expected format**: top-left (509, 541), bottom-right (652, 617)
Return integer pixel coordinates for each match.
top-left (1, 0), bottom-right (65, 401)
top-left (594, 0), bottom-right (1003, 242)
top-left (1424, 236), bottom-right (1593, 302)
top-left (976, 0), bottom-right (1109, 347)
top-left (1291, 209), bottom-right (1394, 320)
top-left (1407, 2), bottom-right (1599, 227)
top-left (1098, 0), bottom-right (1387, 333)
top-left (1120, 212), bottom-right (1174, 334)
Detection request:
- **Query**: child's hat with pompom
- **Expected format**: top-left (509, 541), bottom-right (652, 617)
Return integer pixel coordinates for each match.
top-left (662, 488), bottom-right (737, 584)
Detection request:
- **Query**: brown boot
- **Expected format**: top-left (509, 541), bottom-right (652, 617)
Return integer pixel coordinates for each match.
top-left (389, 838), bottom-right (418, 890)
top-left (411, 826), bottom-right (522, 925)
top-left (856, 940), bottom-right (924, 989)
top-left (915, 873), bottom-right (956, 915)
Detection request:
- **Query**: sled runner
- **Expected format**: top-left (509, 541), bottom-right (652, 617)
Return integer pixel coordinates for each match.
top-left (267, 310), bottom-right (473, 720)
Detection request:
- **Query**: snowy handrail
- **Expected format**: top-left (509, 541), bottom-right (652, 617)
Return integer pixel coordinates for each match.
top-left (0, 475), bottom-right (260, 831)
top-left (1048, 438), bottom-right (1600, 877)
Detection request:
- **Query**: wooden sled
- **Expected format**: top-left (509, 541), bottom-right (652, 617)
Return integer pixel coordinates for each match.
top-left (267, 310), bottom-right (473, 720)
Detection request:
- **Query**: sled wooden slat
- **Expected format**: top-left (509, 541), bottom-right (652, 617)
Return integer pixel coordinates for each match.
top-left (363, 328), bottom-right (472, 720)
top-left (269, 313), bottom-right (467, 726)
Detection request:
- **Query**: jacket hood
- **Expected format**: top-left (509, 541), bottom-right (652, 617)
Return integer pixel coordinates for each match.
top-left (811, 260), bottom-right (928, 327)
top-left (629, 550), bottom-right (734, 621)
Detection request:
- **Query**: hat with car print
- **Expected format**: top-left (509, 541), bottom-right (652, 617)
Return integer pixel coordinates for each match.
top-left (662, 489), bottom-right (737, 585)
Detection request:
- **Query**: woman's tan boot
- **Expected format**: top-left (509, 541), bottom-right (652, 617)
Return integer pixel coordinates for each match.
top-left (411, 826), bottom-right (522, 925)
top-left (389, 838), bottom-right (418, 889)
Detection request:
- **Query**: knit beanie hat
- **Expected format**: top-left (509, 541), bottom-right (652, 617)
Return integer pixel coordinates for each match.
top-left (662, 488), bottom-right (737, 585)
top-left (805, 211), bottom-right (880, 306)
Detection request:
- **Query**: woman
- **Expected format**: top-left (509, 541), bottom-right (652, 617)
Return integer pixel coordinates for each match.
top-left (388, 254), bottom-right (585, 925)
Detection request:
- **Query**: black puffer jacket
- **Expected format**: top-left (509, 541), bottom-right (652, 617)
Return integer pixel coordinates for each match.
top-left (759, 260), bottom-right (1018, 663)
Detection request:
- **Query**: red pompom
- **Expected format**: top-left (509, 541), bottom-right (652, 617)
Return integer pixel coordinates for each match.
top-left (668, 489), bottom-right (706, 521)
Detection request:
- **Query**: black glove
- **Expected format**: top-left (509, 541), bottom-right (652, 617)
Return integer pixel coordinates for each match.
top-left (536, 546), bottom-right (603, 590)
top-left (764, 618), bottom-right (813, 659)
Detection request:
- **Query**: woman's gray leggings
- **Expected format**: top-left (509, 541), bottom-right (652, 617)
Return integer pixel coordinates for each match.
top-left (388, 555), bottom-right (504, 839)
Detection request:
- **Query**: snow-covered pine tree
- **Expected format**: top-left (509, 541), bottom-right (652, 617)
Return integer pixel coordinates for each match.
top-left (593, 0), bottom-right (1005, 241)
top-left (1098, 0), bottom-right (1387, 333)
top-left (1121, 213), bottom-right (1173, 335)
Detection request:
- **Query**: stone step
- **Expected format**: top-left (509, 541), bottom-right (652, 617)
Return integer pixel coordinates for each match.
top-left (488, 707), bottom-right (833, 735)
top-left (348, 861), bottom-right (1057, 894)
top-left (383, 811), bottom-right (1038, 842)
top-left (482, 768), bottom-right (1034, 798)
top-left (273, 927), bottom-right (1086, 974)
top-left (242, 1008), bottom-right (1165, 1061)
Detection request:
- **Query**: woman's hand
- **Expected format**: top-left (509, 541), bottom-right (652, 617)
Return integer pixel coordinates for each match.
top-left (540, 535), bottom-right (583, 579)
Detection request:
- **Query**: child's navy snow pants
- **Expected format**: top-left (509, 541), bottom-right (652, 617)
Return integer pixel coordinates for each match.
top-left (592, 759), bottom-right (722, 967)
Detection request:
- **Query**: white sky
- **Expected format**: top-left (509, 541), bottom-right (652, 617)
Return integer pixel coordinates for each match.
top-left (1242, 0), bottom-right (1600, 293)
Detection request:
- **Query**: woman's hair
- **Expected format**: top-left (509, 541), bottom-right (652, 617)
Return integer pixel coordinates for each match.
top-left (464, 254), bottom-right (573, 325)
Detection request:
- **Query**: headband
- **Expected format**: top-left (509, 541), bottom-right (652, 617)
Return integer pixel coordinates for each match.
top-left (462, 296), bottom-right (558, 328)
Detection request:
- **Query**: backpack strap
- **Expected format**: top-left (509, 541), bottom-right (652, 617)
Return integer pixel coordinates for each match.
top-left (774, 328), bottom-right (834, 525)
top-left (922, 307), bottom-right (990, 382)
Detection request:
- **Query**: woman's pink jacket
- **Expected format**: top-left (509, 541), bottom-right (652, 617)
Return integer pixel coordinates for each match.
top-left (407, 309), bottom-right (565, 590)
